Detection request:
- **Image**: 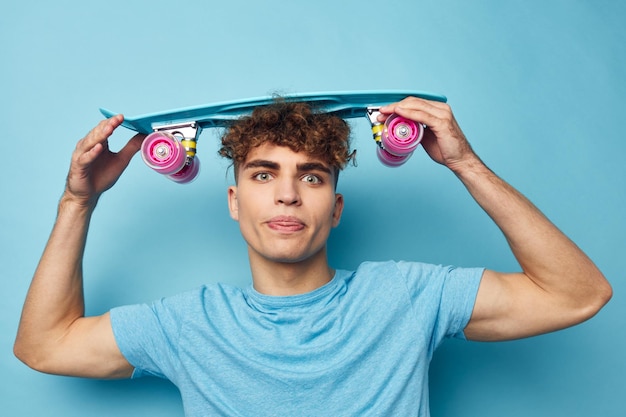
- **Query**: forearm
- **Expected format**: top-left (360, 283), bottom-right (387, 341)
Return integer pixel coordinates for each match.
top-left (381, 98), bottom-right (610, 339)
top-left (454, 154), bottom-right (611, 309)
top-left (15, 195), bottom-right (95, 364)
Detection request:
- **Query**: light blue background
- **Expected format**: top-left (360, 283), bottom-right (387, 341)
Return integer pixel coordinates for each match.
top-left (2, 0), bottom-right (624, 415)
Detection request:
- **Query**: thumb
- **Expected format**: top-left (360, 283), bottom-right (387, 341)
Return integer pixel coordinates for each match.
top-left (419, 129), bottom-right (445, 165)
top-left (117, 133), bottom-right (145, 165)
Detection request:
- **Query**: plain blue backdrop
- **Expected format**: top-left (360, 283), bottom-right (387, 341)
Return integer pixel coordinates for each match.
top-left (2, 0), bottom-right (624, 415)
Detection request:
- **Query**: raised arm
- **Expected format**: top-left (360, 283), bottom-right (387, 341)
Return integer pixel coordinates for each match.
top-left (14, 115), bottom-right (143, 377)
top-left (378, 98), bottom-right (612, 341)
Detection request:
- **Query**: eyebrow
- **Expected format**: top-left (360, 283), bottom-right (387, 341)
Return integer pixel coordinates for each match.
top-left (242, 159), bottom-right (280, 171)
top-left (296, 162), bottom-right (332, 175)
top-left (242, 159), bottom-right (332, 175)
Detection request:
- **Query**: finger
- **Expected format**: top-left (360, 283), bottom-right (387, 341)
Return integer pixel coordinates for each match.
top-left (78, 115), bottom-right (124, 154)
top-left (378, 98), bottom-right (450, 127)
top-left (379, 96), bottom-right (448, 115)
top-left (116, 133), bottom-right (145, 166)
top-left (75, 116), bottom-right (126, 165)
top-left (419, 128), bottom-right (438, 150)
top-left (392, 106), bottom-right (444, 129)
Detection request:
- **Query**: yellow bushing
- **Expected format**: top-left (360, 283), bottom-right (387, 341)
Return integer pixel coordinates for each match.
top-left (181, 139), bottom-right (197, 158)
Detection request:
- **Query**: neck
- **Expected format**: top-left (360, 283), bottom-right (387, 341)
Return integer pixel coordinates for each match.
top-left (248, 247), bottom-right (334, 296)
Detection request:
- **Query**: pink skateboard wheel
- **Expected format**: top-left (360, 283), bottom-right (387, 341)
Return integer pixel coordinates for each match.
top-left (382, 114), bottom-right (423, 156)
top-left (141, 132), bottom-right (187, 175)
top-left (376, 146), bottom-right (411, 167)
top-left (168, 157), bottom-right (201, 184)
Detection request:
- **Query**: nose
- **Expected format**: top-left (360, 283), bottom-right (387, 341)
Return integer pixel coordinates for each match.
top-left (275, 178), bottom-right (301, 206)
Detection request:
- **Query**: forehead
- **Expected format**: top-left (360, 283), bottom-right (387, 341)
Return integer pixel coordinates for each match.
top-left (242, 143), bottom-right (328, 168)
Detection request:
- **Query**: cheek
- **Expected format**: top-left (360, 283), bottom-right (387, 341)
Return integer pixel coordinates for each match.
top-left (235, 207), bottom-right (259, 244)
top-left (234, 192), bottom-right (266, 226)
top-left (318, 199), bottom-right (339, 225)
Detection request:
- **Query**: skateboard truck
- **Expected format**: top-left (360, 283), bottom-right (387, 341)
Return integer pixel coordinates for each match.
top-left (366, 107), bottom-right (424, 167)
top-left (140, 122), bottom-right (202, 183)
top-left (366, 107), bottom-right (386, 147)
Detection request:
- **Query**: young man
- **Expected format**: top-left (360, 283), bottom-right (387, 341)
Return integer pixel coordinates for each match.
top-left (15, 97), bottom-right (612, 416)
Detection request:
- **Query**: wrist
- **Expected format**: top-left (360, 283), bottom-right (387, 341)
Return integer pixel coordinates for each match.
top-left (58, 192), bottom-right (98, 216)
top-left (448, 153), bottom-right (489, 178)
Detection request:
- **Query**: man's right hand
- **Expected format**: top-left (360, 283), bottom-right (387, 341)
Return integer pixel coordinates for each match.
top-left (65, 114), bottom-right (144, 207)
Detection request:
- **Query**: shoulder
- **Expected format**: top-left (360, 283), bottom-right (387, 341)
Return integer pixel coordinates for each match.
top-left (111, 283), bottom-right (247, 326)
top-left (344, 260), bottom-right (441, 297)
top-left (167, 283), bottom-right (249, 315)
top-left (351, 260), bottom-right (484, 300)
top-left (352, 260), bottom-right (477, 282)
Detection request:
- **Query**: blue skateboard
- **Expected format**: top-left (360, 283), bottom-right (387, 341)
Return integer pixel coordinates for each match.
top-left (101, 90), bottom-right (447, 183)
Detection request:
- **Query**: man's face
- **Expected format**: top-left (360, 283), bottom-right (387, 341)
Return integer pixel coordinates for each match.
top-left (228, 143), bottom-right (344, 265)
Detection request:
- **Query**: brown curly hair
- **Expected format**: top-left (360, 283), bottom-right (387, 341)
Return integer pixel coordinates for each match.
top-left (219, 99), bottom-right (355, 185)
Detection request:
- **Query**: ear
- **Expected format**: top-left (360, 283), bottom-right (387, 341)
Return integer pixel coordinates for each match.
top-left (332, 193), bottom-right (344, 227)
top-left (228, 186), bottom-right (239, 221)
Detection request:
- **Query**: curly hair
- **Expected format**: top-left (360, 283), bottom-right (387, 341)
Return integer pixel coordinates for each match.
top-left (219, 99), bottom-right (355, 184)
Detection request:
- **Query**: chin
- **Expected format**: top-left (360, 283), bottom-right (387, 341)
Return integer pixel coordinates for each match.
top-left (254, 245), bottom-right (326, 265)
top-left (266, 252), bottom-right (311, 264)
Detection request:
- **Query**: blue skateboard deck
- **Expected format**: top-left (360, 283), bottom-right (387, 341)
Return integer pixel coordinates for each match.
top-left (100, 90), bottom-right (447, 181)
top-left (100, 90), bottom-right (447, 134)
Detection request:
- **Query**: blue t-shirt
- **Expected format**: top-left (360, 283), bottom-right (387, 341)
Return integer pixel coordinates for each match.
top-left (110, 261), bottom-right (483, 417)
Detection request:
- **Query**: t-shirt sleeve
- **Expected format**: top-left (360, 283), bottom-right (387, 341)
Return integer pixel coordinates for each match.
top-left (396, 261), bottom-right (484, 346)
top-left (110, 294), bottom-right (188, 380)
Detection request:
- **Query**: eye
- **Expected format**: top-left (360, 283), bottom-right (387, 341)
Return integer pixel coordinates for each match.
top-left (302, 174), bottom-right (322, 184)
top-left (253, 172), bottom-right (273, 182)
